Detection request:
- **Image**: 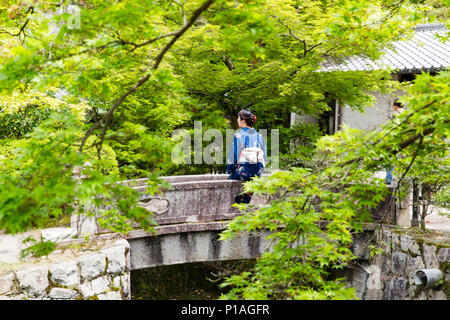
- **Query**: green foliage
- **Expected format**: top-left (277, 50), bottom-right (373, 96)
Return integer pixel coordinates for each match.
top-left (279, 122), bottom-right (323, 169)
top-left (106, 121), bottom-right (176, 178)
top-left (0, 0), bottom-right (447, 300)
top-left (82, 136), bottom-right (120, 177)
top-left (20, 236), bottom-right (57, 259)
top-left (368, 244), bottom-right (385, 259)
top-left (172, 0), bottom-right (420, 132)
top-left (0, 90), bottom-right (88, 138)
top-left (0, 139), bottom-right (22, 175)
top-left (0, 0), bottom-right (430, 164)
top-left (0, 135), bottom-right (119, 177)
top-left (0, 104), bottom-right (52, 139)
top-left (0, 113), bottom-right (156, 234)
top-left (220, 70), bottom-right (449, 299)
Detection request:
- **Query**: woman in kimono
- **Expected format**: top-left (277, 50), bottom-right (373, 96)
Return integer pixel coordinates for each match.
top-left (226, 109), bottom-right (267, 204)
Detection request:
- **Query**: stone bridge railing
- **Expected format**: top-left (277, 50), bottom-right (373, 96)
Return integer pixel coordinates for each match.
top-left (125, 174), bottom-right (247, 226)
top-left (71, 173), bottom-right (397, 237)
top-left (71, 174), bottom-right (267, 236)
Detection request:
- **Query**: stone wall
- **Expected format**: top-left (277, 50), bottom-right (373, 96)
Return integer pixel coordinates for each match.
top-left (348, 227), bottom-right (449, 300)
top-left (0, 239), bottom-right (131, 300)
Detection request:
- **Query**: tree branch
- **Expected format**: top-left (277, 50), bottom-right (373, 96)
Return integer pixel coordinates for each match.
top-left (78, 0), bottom-right (215, 153)
top-left (223, 55), bottom-right (235, 71)
top-left (0, 7), bottom-right (34, 40)
top-left (272, 15), bottom-right (321, 57)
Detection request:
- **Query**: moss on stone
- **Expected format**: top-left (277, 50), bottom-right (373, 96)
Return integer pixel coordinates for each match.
top-left (412, 285), bottom-right (423, 299)
top-left (387, 227), bottom-right (450, 254)
top-left (443, 281), bottom-right (450, 299)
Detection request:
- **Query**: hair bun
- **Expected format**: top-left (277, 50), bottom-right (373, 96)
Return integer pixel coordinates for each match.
top-left (238, 109), bottom-right (257, 127)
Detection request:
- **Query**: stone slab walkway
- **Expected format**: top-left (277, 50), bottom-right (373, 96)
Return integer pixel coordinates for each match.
top-left (0, 229), bottom-right (122, 277)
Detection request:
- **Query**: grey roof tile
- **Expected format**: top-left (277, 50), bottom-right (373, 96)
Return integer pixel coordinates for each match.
top-left (321, 24), bottom-right (449, 73)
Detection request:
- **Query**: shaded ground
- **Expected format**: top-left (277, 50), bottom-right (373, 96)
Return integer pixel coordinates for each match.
top-left (0, 229), bottom-right (121, 276)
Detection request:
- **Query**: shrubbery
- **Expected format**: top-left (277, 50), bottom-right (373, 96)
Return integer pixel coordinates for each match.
top-left (0, 135), bottom-right (119, 177)
top-left (279, 122), bottom-right (323, 169)
top-left (0, 92), bottom-right (119, 177)
top-left (0, 91), bottom-right (87, 138)
top-left (0, 104), bottom-right (53, 139)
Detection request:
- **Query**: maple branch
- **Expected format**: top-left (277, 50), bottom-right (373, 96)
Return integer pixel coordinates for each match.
top-left (78, 0), bottom-right (215, 154)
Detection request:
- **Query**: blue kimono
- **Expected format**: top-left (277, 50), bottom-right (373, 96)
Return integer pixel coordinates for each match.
top-left (226, 127), bottom-right (267, 181)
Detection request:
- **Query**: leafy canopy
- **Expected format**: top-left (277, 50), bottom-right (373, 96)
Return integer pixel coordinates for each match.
top-left (0, 0), bottom-right (448, 300)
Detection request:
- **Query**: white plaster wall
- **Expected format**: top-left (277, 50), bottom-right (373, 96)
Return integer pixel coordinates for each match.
top-left (341, 90), bottom-right (405, 131)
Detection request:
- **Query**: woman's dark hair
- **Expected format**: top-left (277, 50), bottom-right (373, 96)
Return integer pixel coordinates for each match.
top-left (393, 98), bottom-right (403, 108)
top-left (238, 109), bottom-right (257, 127)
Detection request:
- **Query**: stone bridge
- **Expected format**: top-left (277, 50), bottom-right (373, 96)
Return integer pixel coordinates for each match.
top-left (6, 174), bottom-right (440, 301)
top-left (70, 174), bottom-right (396, 271)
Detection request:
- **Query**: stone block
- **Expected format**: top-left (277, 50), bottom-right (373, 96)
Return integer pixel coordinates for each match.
top-left (49, 288), bottom-right (79, 300)
top-left (366, 265), bottom-right (382, 294)
top-left (102, 246), bottom-right (127, 274)
top-left (41, 227), bottom-right (77, 243)
top-left (365, 288), bottom-right (383, 300)
top-left (351, 267), bottom-right (369, 299)
top-left (388, 277), bottom-right (407, 300)
top-left (391, 252), bottom-right (408, 275)
top-left (391, 233), bottom-right (400, 251)
top-left (397, 210), bottom-right (410, 226)
top-left (121, 273), bottom-right (130, 299)
top-left (437, 247), bottom-right (450, 264)
top-left (352, 234), bottom-right (371, 260)
top-left (78, 253), bottom-right (106, 281)
top-left (400, 235), bottom-right (420, 255)
top-left (428, 290), bottom-right (447, 300)
top-left (98, 291), bottom-right (122, 300)
top-left (376, 230), bottom-right (391, 255)
top-left (192, 232), bottom-right (214, 262)
top-left (49, 261), bottom-right (79, 287)
top-left (111, 276), bottom-right (121, 289)
top-left (217, 234), bottom-right (250, 261)
top-left (405, 256), bottom-right (425, 283)
top-left (91, 276), bottom-right (110, 294)
top-left (15, 266), bottom-right (49, 296)
top-left (72, 212), bottom-right (98, 236)
top-left (160, 234), bottom-right (187, 265)
top-left (113, 239), bottom-right (130, 249)
top-left (258, 231), bottom-right (275, 254)
top-left (79, 276), bottom-right (110, 298)
top-left (423, 244), bottom-right (440, 268)
top-left (0, 273), bottom-right (15, 295)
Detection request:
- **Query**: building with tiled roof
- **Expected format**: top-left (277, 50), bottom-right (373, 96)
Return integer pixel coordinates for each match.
top-left (292, 24), bottom-right (449, 134)
top-left (321, 24), bottom-right (449, 74)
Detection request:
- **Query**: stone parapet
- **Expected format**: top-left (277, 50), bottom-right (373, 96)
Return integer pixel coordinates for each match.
top-left (0, 239), bottom-right (130, 300)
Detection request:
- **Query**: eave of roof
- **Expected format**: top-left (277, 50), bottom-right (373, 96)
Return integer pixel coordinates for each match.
top-left (320, 24), bottom-right (450, 73)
